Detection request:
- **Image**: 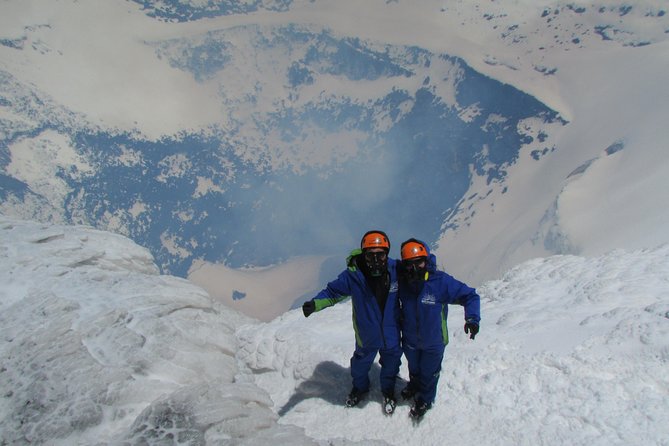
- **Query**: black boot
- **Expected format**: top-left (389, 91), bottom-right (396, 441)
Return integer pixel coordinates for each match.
top-left (409, 400), bottom-right (431, 420)
top-left (382, 391), bottom-right (397, 415)
top-left (345, 387), bottom-right (368, 407)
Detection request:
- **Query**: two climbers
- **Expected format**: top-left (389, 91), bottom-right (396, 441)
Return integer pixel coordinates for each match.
top-left (302, 231), bottom-right (481, 420)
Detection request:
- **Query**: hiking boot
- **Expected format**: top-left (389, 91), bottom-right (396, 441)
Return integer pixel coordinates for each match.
top-left (400, 384), bottom-right (417, 401)
top-left (345, 388), bottom-right (368, 407)
top-left (382, 392), bottom-right (397, 415)
top-left (409, 400), bottom-right (431, 420)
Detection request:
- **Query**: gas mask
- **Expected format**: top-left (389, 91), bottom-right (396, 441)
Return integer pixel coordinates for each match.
top-left (403, 257), bottom-right (427, 282)
top-left (364, 249), bottom-right (388, 277)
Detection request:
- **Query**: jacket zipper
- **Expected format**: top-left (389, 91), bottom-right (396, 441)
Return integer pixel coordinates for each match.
top-left (365, 276), bottom-right (387, 350)
top-left (415, 292), bottom-right (421, 349)
top-left (377, 284), bottom-right (387, 350)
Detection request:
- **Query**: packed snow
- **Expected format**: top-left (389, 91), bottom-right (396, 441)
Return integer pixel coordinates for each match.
top-left (1, 216), bottom-right (667, 445)
top-left (0, 216), bottom-right (316, 445)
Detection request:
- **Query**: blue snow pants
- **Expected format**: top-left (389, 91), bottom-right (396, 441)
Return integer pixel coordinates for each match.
top-left (350, 345), bottom-right (402, 395)
top-left (403, 344), bottom-right (445, 405)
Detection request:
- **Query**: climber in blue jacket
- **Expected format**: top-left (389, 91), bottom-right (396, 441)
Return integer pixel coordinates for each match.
top-left (397, 238), bottom-right (481, 420)
top-left (302, 230), bottom-right (401, 414)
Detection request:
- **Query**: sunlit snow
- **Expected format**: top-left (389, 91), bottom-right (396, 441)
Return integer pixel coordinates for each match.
top-left (1, 216), bottom-right (667, 445)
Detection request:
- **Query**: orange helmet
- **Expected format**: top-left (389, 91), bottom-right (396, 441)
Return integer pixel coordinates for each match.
top-left (401, 240), bottom-right (427, 260)
top-left (361, 230), bottom-right (390, 251)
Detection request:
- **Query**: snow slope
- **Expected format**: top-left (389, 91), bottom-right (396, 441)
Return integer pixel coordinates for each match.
top-left (2, 217), bottom-right (667, 445)
top-left (2, 0), bottom-right (669, 293)
top-left (0, 216), bottom-right (318, 445)
top-left (436, 35), bottom-right (669, 285)
top-left (238, 244), bottom-right (669, 445)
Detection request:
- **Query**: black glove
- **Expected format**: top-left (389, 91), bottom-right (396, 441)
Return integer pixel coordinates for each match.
top-left (464, 321), bottom-right (479, 340)
top-left (302, 300), bottom-right (316, 318)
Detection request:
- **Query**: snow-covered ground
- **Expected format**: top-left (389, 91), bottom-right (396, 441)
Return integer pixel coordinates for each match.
top-left (2, 216), bottom-right (667, 445)
top-left (0, 216), bottom-right (314, 445)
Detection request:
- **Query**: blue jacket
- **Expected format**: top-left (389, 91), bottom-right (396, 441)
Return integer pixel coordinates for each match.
top-left (312, 250), bottom-right (401, 350)
top-left (399, 245), bottom-right (481, 350)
